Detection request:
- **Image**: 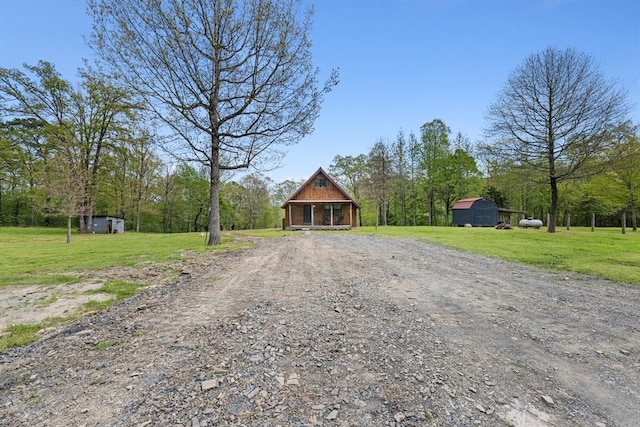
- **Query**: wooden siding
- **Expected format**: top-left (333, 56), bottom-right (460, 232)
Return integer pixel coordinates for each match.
top-left (281, 167), bottom-right (360, 230)
top-left (283, 202), bottom-right (357, 229)
top-left (294, 178), bottom-right (345, 201)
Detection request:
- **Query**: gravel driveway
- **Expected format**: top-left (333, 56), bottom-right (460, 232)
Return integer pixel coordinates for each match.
top-left (1, 233), bottom-right (639, 426)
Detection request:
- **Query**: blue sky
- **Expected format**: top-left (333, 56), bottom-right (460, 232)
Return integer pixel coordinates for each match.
top-left (1, 0), bottom-right (638, 183)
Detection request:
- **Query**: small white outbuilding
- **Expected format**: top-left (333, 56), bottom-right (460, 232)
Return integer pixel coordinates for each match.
top-left (92, 216), bottom-right (125, 234)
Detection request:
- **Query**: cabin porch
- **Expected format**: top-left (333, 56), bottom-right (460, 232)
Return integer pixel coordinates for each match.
top-left (282, 201), bottom-right (356, 231)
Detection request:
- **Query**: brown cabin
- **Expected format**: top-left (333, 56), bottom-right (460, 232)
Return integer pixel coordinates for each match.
top-left (281, 167), bottom-right (361, 230)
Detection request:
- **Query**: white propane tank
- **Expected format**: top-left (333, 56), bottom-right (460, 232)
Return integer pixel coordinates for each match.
top-left (519, 219), bottom-right (543, 229)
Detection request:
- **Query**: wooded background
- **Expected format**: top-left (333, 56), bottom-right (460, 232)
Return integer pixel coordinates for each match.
top-left (1, 53), bottom-right (637, 233)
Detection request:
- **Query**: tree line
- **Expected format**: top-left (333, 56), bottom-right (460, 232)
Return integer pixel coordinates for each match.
top-left (1, 60), bottom-right (636, 234)
top-left (328, 120), bottom-right (638, 231)
top-left (1, 0), bottom-right (637, 238)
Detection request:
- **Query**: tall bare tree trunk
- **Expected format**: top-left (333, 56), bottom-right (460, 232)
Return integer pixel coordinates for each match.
top-left (208, 141), bottom-right (221, 245)
top-left (136, 196), bottom-right (142, 232)
top-left (631, 196), bottom-right (637, 232)
top-left (66, 215), bottom-right (72, 244)
top-left (428, 190), bottom-right (435, 226)
top-left (548, 176), bottom-right (558, 233)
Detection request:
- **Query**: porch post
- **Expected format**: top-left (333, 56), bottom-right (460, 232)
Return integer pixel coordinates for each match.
top-left (289, 204), bottom-right (292, 228)
top-left (350, 204), bottom-right (353, 227)
top-left (330, 204), bottom-right (334, 226)
top-left (311, 204), bottom-right (314, 226)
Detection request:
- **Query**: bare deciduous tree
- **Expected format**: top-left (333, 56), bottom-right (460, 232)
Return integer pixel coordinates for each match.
top-left (486, 47), bottom-right (629, 232)
top-left (89, 0), bottom-right (338, 245)
top-left (44, 152), bottom-right (88, 244)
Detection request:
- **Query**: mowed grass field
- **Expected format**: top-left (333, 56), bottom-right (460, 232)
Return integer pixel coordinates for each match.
top-left (1, 225), bottom-right (638, 287)
top-left (0, 227), bottom-right (253, 288)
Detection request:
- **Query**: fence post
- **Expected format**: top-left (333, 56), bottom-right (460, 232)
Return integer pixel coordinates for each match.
top-left (622, 212), bottom-right (626, 235)
top-left (566, 212), bottom-right (571, 230)
top-left (591, 213), bottom-right (595, 232)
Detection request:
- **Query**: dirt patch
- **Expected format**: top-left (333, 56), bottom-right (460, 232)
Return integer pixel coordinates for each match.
top-left (0, 282), bottom-right (111, 331)
top-left (0, 233), bottom-right (638, 426)
top-left (0, 256), bottom-right (199, 331)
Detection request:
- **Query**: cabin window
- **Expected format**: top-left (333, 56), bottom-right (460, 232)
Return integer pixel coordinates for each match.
top-left (323, 204), bottom-right (332, 223)
top-left (315, 178), bottom-right (327, 188)
top-left (324, 204), bottom-right (342, 215)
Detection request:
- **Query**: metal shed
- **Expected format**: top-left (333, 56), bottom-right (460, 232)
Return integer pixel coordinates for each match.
top-left (452, 197), bottom-right (498, 227)
top-left (92, 216), bottom-right (125, 234)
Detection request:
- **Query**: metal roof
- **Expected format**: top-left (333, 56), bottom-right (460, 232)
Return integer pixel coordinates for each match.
top-left (452, 197), bottom-right (484, 210)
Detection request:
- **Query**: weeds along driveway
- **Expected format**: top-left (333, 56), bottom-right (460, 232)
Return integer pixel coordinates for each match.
top-left (1, 233), bottom-right (638, 426)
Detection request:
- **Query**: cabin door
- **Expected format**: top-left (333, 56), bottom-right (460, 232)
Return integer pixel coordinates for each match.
top-left (303, 205), bottom-right (312, 224)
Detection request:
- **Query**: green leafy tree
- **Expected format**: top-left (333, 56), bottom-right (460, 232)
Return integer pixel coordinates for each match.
top-left (220, 181), bottom-right (244, 230)
top-left (0, 62), bottom-right (134, 232)
top-left (89, 0), bottom-right (338, 245)
top-left (158, 165), bottom-right (178, 233)
top-left (437, 134), bottom-right (482, 225)
top-left (100, 139), bottom-right (131, 221)
top-left (239, 173), bottom-right (272, 229)
top-left (407, 131), bottom-right (421, 225)
top-left (390, 130), bottom-right (409, 225)
top-left (479, 139), bottom-right (552, 222)
top-left (0, 122), bottom-right (21, 225)
top-left (271, 178), bottom-right (303, 228)
top-left (329, 154), bottom-right (367, 225)
top-left (419, 119), bottom-right (451, 225)
top-left (0, 119), bottom-right (50, 226)
top-left (128, 128), bottom-right (163, 232)
top-left (98, 122), bottom-right (164, 233)
top-left (271, 179), bottom-right (302, 206)
top-left (0, 118), bottom-right (49, 226)
top-left (486, 47), bottom-right (630, 232)
top-left (174, 164), bottom-right (210, 232)
top-left (366, 139), bottom-right (392, 227)
top-left (602, 123), bottom-right (640, 230)
top-left (483, 186), bottom-right (509, 212)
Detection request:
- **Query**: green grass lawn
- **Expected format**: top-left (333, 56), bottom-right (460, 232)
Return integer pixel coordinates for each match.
top-left (0, 227), bottom-right (255, 287)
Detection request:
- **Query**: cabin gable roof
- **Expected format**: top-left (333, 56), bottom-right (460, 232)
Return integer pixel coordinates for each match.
top-left (281, 167), bottom-right (361, 209)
